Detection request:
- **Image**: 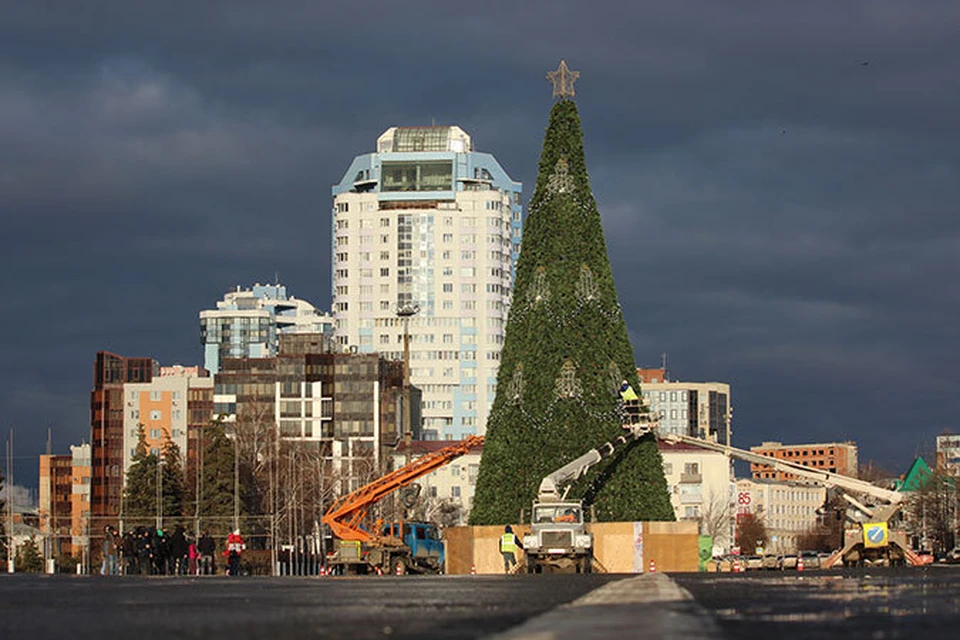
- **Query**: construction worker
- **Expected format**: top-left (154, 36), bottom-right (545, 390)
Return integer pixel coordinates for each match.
top-left (619, 380), bottom-right (641, 425)
top-left (500, 525), bottom-right (521, 574)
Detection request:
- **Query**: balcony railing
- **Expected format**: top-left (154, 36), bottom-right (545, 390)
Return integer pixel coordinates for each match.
top-left (679, 472), bottom-right (702, 484)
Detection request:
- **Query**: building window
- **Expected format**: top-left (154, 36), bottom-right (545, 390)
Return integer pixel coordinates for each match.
top-left (150, 391), bottom-right (162, 401)
top-left (150, 429), bottom-right (160, 439)
top-left (150, 410), bottom-right (161, 421)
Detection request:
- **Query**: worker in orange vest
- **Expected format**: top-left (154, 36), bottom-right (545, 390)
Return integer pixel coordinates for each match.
top-left (223, 529), bottom-right (246, 576)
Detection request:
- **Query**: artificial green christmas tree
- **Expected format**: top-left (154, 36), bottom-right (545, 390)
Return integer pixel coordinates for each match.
top-left (470, 62), bottom-right (674, 525)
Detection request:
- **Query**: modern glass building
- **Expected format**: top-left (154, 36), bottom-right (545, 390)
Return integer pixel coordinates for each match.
top-left (332, 126), bottom-right (522, 440)
top-left (199, 283), bottom-right (334, 374)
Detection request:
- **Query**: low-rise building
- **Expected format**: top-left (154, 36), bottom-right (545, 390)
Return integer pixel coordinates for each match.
top-left (936, 433), bottom-right (960, 476)
top-left (735, 477), bottom-right (827, 554)
top-left (659, 438), bottom-right (734, 553)
top-left (637, 369), bottom-right (732, 444)
top-left (750, 441), bottom-right (858, 481)
top-left (39, 453), bottom-right (73, 558)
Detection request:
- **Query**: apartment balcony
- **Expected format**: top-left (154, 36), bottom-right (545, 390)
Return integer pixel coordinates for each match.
top-left (679, 493), bottom-right (703, 505)
top-left (679, 472), bottom-right (702, 484)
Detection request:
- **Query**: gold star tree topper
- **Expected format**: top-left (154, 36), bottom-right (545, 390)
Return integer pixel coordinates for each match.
top-left (547, 60), bottom-right (579, 99)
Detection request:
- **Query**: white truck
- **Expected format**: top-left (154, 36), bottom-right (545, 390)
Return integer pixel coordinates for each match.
top-left (523, 414), bottom-right (659, 573)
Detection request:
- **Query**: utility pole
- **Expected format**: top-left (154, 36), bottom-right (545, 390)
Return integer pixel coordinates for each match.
top-left (7, 429), bottom-right (14, 573)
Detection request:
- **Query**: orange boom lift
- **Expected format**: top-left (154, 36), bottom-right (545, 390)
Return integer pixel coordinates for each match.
top-left (321, 435), bottom-right (483, 573)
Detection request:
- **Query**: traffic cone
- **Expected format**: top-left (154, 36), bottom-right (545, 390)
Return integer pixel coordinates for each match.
top-left (395, 562), bottom-right (404, 576)
top-left (470, 563), bottom-right (477, 575)
top-left (319, 566), bottom-right (326, 576)
top-left (649, 560), bottom-right (656, 573)
top-left (797, 557), bottom-right (804, 572)
top-left (375, 565), bottom-right (383, 576)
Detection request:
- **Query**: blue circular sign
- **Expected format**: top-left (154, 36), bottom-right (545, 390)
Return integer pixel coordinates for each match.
top-left (866, 526), bottom-right (885, 543)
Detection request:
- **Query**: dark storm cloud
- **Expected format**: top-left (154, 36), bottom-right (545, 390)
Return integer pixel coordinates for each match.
top-left (2, 0), bottom-right (959, 485)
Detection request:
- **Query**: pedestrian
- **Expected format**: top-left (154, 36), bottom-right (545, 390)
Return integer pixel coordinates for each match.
top-left (101, 526), bottom-right (119, 575)
top-left (188, 537), bottom-right (199, 576)
top-left (500, 525), bottom-right (521, 574)
top-left (198, 530), bottom-right (216, 575)
top-left (169, 525), bottom-right (188, 575)
top-left (223, 529), bottom-right (246, 576)
top-left (137, 528), bottom-right (152, 576)
top-left (122, 530), bottom-right (137, 575)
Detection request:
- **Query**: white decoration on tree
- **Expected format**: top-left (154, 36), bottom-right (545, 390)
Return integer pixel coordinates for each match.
top-left (576, 264), bottom-right (599, 302)
top-left (526, 267), bottom-right (550, 306)
top-left (547, 156), bottom-right (575, 195)
top-left (506, 364), bottom-right (525, 405)
top-left (555, 359), bottom-right (583, 399)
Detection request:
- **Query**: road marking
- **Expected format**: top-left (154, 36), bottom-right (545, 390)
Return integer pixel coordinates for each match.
top-left (489, 574), bottom-right (724, 640)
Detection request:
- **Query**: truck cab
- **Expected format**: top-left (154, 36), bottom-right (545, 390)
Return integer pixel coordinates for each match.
top-left (380, 521), bottom-right (444, 572)
top-left (523, 501), bottom-right (593, 573)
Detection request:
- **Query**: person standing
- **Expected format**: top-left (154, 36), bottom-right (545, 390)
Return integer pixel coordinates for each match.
top-left (499, 525), bottom-right (521, 574)
top-left (188, 537), bottom-right (199, 576)
top-left (223, 529), bottom-right (246, 576)
top-left (101, 526), bottom-right (119, 575)
top-left (198, 530), bottom-right (216, 575)
top-left (169, 525), bottom-right (188, 575)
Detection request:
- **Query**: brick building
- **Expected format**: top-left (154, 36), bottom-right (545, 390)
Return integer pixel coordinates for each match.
top-left (750, 441), bottom-right (858, 481)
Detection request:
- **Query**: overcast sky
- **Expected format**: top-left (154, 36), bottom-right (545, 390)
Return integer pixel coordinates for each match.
top-left (2, 1), bottom-right (959, 489)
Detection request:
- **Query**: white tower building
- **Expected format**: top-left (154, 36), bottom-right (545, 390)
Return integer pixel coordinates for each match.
top-left (332, 126), bottom-right (522, 440)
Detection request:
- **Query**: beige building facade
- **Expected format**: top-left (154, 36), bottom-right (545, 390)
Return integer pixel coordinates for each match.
top-left (735, 477), bottom-right (826, 554)
top-left (639, 377), bottom-right (732, 445)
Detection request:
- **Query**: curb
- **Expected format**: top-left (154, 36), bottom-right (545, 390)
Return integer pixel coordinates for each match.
top-left (487, 574), bottom-right (724, 640)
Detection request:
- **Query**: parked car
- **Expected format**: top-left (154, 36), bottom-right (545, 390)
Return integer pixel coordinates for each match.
top-left (799, 550), bottom-right (821, 570)
top-left (781, 553), bottom-right (798, 570)
top-left (746, 555), bottom-right (764, 570)
top-left (762, 554), bottom-right (780, 570)
top-left (944, 548), bottom-right (960, 564)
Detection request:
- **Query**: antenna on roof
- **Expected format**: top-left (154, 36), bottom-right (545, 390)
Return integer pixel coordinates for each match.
top-left (661, 352), bottom-right (668, 380)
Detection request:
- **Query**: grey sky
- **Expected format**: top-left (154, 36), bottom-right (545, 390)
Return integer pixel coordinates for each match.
top-left (2, 1), bottom-right (959, 487)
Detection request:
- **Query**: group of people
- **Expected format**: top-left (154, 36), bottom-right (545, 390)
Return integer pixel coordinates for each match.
top-left (101, 526), bottom-right (232, 576)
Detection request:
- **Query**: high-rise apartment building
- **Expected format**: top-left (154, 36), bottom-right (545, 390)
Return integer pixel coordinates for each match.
top-left (637, 369), bottom-right (733, 444)
top-left (332, 126), bottom-right (522, 440)
top-left (200, 283), bottom-right (335, 374)
top-left (750, 441), bottom-right (858, 480)
top-left (90, 351), bottom-right (158, 537)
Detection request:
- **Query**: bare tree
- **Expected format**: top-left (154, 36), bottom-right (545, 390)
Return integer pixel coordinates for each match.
top-left (699, 488), bottom-right (732, 550)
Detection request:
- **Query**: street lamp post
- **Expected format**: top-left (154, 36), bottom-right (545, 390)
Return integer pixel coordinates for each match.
top-left (397, 304), bottom-right (419, 466)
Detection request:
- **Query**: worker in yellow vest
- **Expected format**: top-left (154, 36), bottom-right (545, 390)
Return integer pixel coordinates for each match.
top-left (499, 525), bottom-right (521, 574)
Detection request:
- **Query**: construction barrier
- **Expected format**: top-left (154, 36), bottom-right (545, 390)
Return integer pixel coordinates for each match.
top-left (444, 521), bottom-right (699, 575)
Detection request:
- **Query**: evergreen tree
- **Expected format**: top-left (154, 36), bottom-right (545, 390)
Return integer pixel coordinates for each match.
top-left (123, 425), bottom-right (185, 527)
top-left (160, 439), bottom-right (185, 521)
top-left (16, 536), bottom-right (44, 573)
top-left (199, 419), bottom-right (245, 536)
top-left (470, 88), bottom-right (674, 525)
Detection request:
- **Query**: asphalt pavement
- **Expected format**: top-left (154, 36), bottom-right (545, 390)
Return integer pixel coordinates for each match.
top-left (5, 567), bottom-right (960, 640)
top-left (674, 565), bottom-right (960, 640)
top-left (0, 573), bottom-right (616, 640)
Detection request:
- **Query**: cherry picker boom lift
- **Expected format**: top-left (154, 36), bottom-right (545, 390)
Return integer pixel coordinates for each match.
top-left (321, 435), bottom-right (483, 574)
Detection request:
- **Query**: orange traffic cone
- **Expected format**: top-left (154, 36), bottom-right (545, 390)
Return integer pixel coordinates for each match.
top-left (797, 557), bottom-right (804, 572)
top-left (649, 560), bottom-right (656, 573)
top-left (375, 565), bottom-right (383, 576)
top-left (319, 566), bottom-right (326, 576)
top-left (395, 562), bottom-right (404, 576)
top-left (470, 563), bottom-right (477, 575)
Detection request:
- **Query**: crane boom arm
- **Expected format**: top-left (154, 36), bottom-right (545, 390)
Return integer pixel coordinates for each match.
top-left (661, 434), bottom-right (903, 505)
top-left (538, 420), bottom-right (657, 501)
top-left (322, 435), bottom-right (484, 542)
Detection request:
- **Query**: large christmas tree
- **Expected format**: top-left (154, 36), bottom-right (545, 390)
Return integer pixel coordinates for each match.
top-left (470, 62), bottom-right (674, 525)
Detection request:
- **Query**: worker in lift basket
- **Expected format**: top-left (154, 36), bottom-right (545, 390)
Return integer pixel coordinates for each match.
top-left (619, 380), bottom-right (641, 425)
top-left (500, 525), bottom-right (521, 574)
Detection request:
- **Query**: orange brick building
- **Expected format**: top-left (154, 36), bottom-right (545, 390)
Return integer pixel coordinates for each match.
top-left (750, 441), bottom-right (858, 480)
